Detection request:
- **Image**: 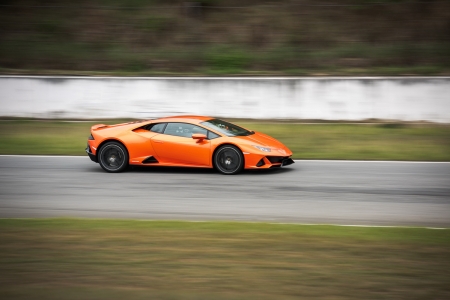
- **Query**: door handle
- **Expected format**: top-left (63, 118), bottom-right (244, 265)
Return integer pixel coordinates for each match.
top-left (154, 140), bottom-right (164, 144)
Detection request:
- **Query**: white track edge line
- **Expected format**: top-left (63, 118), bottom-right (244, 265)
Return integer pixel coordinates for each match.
top-left (4, 217), bottom-right (447, 229)
top-left (183, 220), bottom-right (448, 229)
top-left (272, 223), bottom-right (448, 230)
top-left (1, 155), bottom-right (449, 163)
top-left (294, 159), bottom-right (450, 164)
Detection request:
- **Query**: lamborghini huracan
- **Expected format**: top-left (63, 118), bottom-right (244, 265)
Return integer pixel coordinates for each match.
top-left (86, 115), bottom-right (294, 174)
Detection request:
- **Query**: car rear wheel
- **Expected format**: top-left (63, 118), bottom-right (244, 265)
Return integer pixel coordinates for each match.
top-left (214, 145), bottom-right (244, 175)
top-left (98, 141), bottom-right (129, 173)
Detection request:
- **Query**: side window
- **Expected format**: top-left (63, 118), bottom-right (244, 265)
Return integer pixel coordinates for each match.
top-left (208, 131), bottom-right (221, 140)
top-left (164, 123), bottom-right (207, 138)
top-left (148, 123), bottom-right (166, 133)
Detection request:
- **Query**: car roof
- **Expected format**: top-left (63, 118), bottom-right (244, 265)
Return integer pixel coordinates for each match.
top-left (151, 115), bottom-right (213, 124)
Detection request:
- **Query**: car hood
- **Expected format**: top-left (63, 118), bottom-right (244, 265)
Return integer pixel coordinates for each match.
top-left (235, 132), bottom-right (292, 155)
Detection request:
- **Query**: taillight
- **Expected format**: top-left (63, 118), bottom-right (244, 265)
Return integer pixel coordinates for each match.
top-left (88, 134), bottom-right (94, 140)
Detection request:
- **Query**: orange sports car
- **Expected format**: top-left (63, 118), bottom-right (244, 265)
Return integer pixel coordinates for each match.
top-left (86, 115), bottom-right (294, 174)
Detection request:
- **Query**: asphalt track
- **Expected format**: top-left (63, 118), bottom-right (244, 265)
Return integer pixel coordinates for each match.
top-left (0, 156), bottom-right (449, 227)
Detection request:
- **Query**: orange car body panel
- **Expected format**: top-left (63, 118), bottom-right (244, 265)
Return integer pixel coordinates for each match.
top-left (87, 116), bottom-right (293, 169)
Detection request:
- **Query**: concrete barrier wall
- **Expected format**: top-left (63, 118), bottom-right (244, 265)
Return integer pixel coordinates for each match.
top-left (1, 76), bottom-right (449, 122)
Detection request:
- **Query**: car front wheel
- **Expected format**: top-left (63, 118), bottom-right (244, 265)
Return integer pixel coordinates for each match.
top-left (214, 145), bottom-right (244, 175)
top-left (98, 141), bottom-right (129, 173)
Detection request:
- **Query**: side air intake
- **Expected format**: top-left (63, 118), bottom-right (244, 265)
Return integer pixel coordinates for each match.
top-left (256, 158), bottom-right (265, 167)
top-left (142, 156), bottom-right (159, 164)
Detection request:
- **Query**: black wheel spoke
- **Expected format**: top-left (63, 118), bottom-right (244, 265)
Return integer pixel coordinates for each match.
top-left (98, 142), bottom-right (128, 172)
top-left (215, 146), bottom-right (243, 174)
top-left (103, 149), bottom-right (122, 167)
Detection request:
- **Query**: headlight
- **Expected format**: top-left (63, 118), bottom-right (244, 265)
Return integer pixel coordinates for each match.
top-left (253, 145), bottom-right (271, 152)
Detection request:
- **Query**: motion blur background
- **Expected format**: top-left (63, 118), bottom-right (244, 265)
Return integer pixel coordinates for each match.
top-left (0, 1), bottom-right (449, 299)
top-left (1, 0), bottom-right (450, 75)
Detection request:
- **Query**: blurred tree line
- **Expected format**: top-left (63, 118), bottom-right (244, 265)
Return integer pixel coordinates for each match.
top-left (0, 0), bottom-right (449, 75)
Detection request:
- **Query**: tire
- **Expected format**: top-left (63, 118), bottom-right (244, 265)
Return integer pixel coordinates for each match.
top-left (98, 141), bottom-right (129, 173)
top-left (214, 145), bottom-right (244, 175)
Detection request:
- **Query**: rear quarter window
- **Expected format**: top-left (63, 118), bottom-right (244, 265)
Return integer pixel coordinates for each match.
top-left (147, 123), bottom-right (166, 133)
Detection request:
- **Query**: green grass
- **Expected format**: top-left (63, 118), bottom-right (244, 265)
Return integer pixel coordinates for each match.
top-left (0, 219), bottom-right (449, 300)
top-left (0, 119), bottom-right (449, 161)
top-left (240, 122), bottom-right (450, 161)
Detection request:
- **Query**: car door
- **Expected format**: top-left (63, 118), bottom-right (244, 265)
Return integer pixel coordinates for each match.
top-left (150, 122), bottom-right (211, 166)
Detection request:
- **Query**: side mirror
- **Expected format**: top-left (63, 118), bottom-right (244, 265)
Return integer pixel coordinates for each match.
top-left (192, 133), bottom-right (207, 142)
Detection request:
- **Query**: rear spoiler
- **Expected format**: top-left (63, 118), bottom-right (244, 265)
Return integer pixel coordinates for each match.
top-left (91, 124), bottom-right (109, 130)
top-left (91, 119), bottom-right (152, 131)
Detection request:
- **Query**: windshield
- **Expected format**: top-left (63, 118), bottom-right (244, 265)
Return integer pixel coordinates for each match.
top-left (201, 119), bottom-right (254, 137)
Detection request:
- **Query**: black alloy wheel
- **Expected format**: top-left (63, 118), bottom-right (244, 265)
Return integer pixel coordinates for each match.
top-left (214, 145), bottom-right (244, 175)
top-left (98, 141), bottom-right (129, 173)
